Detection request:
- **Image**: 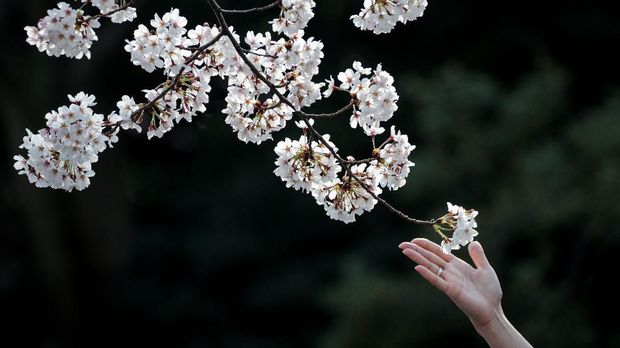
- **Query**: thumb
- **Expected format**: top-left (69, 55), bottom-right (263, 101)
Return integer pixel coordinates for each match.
top-left (468, 241), bottom-right (491, 269)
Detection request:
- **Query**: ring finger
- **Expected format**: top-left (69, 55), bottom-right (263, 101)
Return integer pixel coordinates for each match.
top-left (402, 247), bottom-right (443, 275)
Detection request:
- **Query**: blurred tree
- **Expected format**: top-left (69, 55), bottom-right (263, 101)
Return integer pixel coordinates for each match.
top-left (1, 0), bottom-right (619, 347)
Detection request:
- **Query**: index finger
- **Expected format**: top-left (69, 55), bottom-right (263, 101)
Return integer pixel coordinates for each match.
top-left (410, 238), bottom-right (455, 263)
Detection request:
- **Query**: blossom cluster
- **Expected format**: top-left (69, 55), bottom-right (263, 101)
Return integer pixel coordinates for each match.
top-left (224, 30), bottom-right (324, 143)
top-left (313, 163), bottom-right (382, 223)
top-left (13, 93), bottom-right (116, 191)
top-left (141, 72), bottom-right (212, 139)
top-left (124, 8), bottom-right (191, 75)
top-left (368, 126), bottom-right (415, 191)
top-left (274, 133), bottom-right (341, 192)
top-left (25, 1), bottom-right (136, 59)
top-left (273, 122), bottom-right (414, 223)
top-left (437, 203), bottom-right (480, 254)
top-left (274, 130), bottom-right (384, 223)
top-left (326, 61), bottom-right (399, 136)
top-left (124, 11), bottom-right (236, 138)
top-left (351, 0), bottom-right (428, 34)
top-left (270, 0), bottom-right (317, 37)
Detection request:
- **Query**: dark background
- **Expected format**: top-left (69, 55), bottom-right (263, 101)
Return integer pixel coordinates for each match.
top-left (2, 0), bottom-right (620, 347)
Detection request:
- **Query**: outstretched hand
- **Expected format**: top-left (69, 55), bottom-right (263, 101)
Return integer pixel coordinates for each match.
top-left (398, 239), bottom-right (502, 329)
top-left (399, 239), bottom-right (533, 348)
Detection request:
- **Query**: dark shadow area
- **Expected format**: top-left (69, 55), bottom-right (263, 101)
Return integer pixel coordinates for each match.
top-left (1, 0), bottom-right (619, 347)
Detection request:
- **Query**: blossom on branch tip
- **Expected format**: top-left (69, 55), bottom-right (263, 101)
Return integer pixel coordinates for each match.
top-left (330, 62), bottom-right (399, 135)
top-left (435, 202), bottom-right (479, 254)
top-left (25, 2), bottom-right (99, 59)
top-left (25, 1), bottom-right (136, 59)
top-left (13, 93), bottom-right (115, 191)
top-left (124, 8), bottom-right (191, 75)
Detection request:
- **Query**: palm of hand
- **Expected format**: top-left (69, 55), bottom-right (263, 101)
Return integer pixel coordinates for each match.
top-left (399, 239), bottom-right (503, 328)
top-left (442, 257), bottom-right (502, 327)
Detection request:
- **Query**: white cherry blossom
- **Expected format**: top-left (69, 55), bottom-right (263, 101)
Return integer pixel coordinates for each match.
top-left (25, 1), bottom-right (137, 59)
top-left (368, 126), bottom-right (415, 190)
top-left (274, 134), bottom-right (341, 192)
top-left (351, 0), bottom-right (428, 34)
top-left (223, 30), bottom-right (324, 144)
top-left (25, 2), bottom-right (99, 59)
top-left (142, 71), bottom-right (213, 139)
top-left (330, 61), bottom-right (399, 135)
top-left (312, 164), bottom-right (382, 223)
top-left (440, 202), bottom-right (480, 253)
top-left (107, 95), bottom-right (142, 133)
top-left (270, 0), bottom-right (316, 37)
top-left (124, 8), bottom-right (191, 75)
top-left (13, 93), bottom-right (115, 191)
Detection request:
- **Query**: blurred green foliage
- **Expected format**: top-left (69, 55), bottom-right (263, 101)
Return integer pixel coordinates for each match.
top-left (323, 65), bottom-right (620, 347)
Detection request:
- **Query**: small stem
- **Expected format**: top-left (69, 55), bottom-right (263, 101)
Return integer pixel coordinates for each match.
top-left (377, 137), bottom-right (392, 149)
top-left (220, 0), bottom-right (280, 14)
top-left (242, 48), bottom-right (277, 59)
top-left (300, 100), bottom-right (354, 119)
top-left (257, 101), bottom-right (283, 111)
top-left (345, 157), bottom-right (375, 165)
top-left (79, 0), bottom-right (90, 11)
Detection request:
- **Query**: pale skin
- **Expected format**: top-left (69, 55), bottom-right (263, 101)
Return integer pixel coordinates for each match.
top-left (399, 239), bottom-right (533, 348)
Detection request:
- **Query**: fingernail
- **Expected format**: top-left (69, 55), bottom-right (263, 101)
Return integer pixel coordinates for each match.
top-left (398, 242), bottom-right (407, 249)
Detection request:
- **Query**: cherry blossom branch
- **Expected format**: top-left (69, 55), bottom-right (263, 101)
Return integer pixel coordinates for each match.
top-left (220, 1), bottom-right (281, 14)
top-left (206, 0), bottom-right (435, 226)
top-left (17, 0), bottom-right (479, 251)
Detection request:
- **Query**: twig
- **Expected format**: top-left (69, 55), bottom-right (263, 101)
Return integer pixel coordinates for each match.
top-left (242, 48), bottom-right (277, 59)
top-left (345, 157), bottom-right (375, 165)
top-left (220, 0), bottom-right (280, 14)
top-left (300, 100), bottom-right (354, 119)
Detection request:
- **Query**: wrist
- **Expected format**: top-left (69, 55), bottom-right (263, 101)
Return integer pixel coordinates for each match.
top-left (471, 306), bottom-right (532, 348)
top-left (472, 306), bottom-right (511, 343)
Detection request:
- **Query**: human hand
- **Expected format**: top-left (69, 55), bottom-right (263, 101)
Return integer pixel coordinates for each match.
top-left (398, 238), bottom-right (503, 329)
